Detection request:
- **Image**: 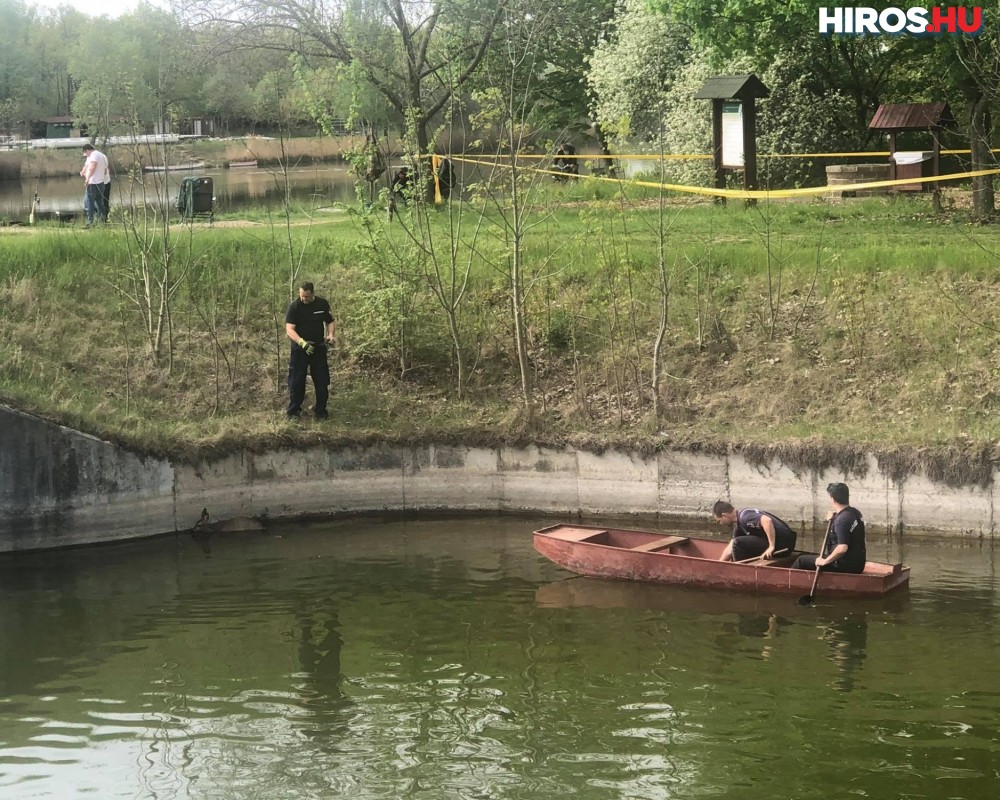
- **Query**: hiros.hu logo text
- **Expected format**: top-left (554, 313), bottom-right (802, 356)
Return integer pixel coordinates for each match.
top-left (819, 6), bottom-right (984, 34)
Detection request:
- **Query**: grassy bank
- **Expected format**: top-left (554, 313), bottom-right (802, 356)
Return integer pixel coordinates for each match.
top-left (2, 183), bottom-right (1000, 485)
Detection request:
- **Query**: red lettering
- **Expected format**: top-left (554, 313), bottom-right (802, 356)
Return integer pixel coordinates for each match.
top-left (932, 6), bottom-right (958, 33)
top-left (957, 7), bottom-right (984, 34)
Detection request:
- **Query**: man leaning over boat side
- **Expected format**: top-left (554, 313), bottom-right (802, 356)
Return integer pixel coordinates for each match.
top-left (791, 483), bottom-right (867, 574)
top-left (712, 501), bottom-right (798, 562)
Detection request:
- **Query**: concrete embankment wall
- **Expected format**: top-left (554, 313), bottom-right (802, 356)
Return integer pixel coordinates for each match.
top-left (0, 404), bottom-right (994, 552)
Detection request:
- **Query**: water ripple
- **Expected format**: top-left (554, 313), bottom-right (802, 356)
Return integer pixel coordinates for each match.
top-left (2, 520), bottom-right (1000, 799)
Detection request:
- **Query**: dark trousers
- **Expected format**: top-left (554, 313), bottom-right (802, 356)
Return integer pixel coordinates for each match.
top-left (101, 181), bottom-right (111, 221)
top-left (732, 530), bottom-right (797, 561)
top-left (85, 184), bottom-right (107, 225)
top-left (287, 344), bottom-right (329, 417)
top-left (791, 553), bottom-right (864, 573)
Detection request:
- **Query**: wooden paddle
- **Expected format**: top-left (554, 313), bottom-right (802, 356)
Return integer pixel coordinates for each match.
top-left (736, 548), bottom-right (788, 564)
top-left (798, 519), bottom-right (835, 606)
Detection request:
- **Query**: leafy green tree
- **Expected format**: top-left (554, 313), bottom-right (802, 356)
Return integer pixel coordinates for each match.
top-left (662, 0), bottom-right (924, 147)
top-left (914, 2), bottom-right (1000, 216)
top-left (28, 7), bottom-right (88, 119)
top-left (174, 0), bottom-right (507, 155)
top-left (290, 58), bottom-right (401, 135)
top-left (201, 70), bottom-right (256, 130)
top-left (755, 56), bottom-right (855, 186)
top-left (0, 0), bottom-right (40, 135)
top-left (0, 97), bottom-right (17, 138)
top-left (197, 23), bottom-right (295, 132)
top-left (587, 0), bottom-right (691, 142)
top-left (69, 15), bottom-right (157, 134)
top-left (468, 0), bottom-right (616, 141)
top-left (69, 6), bottom-right (205, 133)
top-left (252, 68), bottom-right (300, 127)
top-left (469, 0), bottom-right (597, 419)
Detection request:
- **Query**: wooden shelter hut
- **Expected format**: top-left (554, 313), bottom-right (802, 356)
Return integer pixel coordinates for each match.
top-left (868, 102), bottom-right (957, 195)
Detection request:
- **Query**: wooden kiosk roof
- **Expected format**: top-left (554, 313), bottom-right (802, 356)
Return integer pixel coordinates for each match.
top-left (869, 102), bottom-right (957, 131)
top-left (694, 74), bottom-right (770, 101)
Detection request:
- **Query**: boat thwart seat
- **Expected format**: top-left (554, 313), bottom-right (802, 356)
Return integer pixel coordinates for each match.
top-left (538, 525), bottom-right (609, 542)
top-left (631, 536), bottom-right (689, 553)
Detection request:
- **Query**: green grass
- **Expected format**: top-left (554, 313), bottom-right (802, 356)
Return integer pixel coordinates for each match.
top-left (4, 190), bottom-right (1000, 483)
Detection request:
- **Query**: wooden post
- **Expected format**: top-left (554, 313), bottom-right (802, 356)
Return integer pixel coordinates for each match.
top-left (697, 76), bottom-right (769, 209)
top-left (743, 99), bottom-right (758, 207)
top-left (932, 128), bottom-right (942, 212)
top-left (889, 132), bottom-right (897, 184)
top-left (712, 99), bottom-right (725, 206)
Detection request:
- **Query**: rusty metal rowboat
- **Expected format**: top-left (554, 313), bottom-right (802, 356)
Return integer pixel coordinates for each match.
top-left (533, 524), bottom-right (909, 598)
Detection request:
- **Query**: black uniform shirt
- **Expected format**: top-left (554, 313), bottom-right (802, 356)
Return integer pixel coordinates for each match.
top-left (735, 508), bottom-right (794, 539)
top-left (825, 506), bottom-right (866, 571)
top-left (285, 296), bottom-right (333, 344)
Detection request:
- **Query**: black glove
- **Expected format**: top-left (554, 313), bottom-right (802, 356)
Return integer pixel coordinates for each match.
top-left (298, 339), bottom-right (315, 355)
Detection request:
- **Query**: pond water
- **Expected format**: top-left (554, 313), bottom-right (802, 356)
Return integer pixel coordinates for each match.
top-left (1, 514), bottom-right (997, 799)
top-left (0, 164), bottom-right (375, 221)
top-left (0, 153), bottom-right (637, 222)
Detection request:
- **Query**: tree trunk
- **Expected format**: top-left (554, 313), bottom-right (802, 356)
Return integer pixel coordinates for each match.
top-left (510, 161), bottom-right (533, 417)
top-left (970, 94), bottom-right (995, 218)
top-left (415, 120), bottom-right (438, 203)
top-left (593, 121), bottom-right (617, 176)
top-left (448, 314), bottom-right (466, 401)
top-left (651, 147), bottom-right (669, 420)
top-left (511, 251), bottom-right (533, 417)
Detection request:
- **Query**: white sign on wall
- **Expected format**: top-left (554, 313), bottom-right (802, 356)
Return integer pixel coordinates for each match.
top-left (721, 101), bottom-right (744, 168)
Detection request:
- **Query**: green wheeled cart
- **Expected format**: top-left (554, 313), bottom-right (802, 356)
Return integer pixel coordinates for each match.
top-left (176, 176), bottom-right (214, 221)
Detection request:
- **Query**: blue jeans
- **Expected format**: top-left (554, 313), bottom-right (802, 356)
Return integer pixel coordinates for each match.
top-left (85, 184), bottom-right (107, 225)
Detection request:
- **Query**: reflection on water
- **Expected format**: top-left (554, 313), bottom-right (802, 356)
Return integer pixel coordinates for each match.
top-left (295, 601), bottom-right (348, 743)
top-left (3, 154), bottom-right (605, 221)
top-left (0, 515), bottom-right (999, 799)
top-left (0, 164), bottom-right (373, 220)
top-left (537, 577), bottom-right (879, 692)
top-left (822, 614), bottom-right (868, 692)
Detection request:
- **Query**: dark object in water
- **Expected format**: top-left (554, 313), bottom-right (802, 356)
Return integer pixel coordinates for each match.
top-left (192, 507), bottom-right (265, 534)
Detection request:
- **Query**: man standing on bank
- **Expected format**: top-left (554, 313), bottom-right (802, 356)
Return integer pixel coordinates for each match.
top-left (792, 483), bottom-right (867, 574)
top-left (81, 143), bottom-right (110, 226)
top-left (285, 281), bottom-right (335, 420)
top-left (712, 501), bottom-right (798, 562)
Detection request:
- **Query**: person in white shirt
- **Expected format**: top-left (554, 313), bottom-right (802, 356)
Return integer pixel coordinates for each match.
top-left (81, 143), bottom-right (110, 226)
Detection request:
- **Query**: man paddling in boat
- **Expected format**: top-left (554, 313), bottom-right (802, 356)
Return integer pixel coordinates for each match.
top-left (712, 501), bottom-right (798, 562)
top-left (791, 483), bottom-right (867, 574)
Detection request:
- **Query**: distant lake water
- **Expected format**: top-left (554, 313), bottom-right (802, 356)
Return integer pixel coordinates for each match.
top-left (0, 152), bottom-right (651, 222)
top-left (0, 164), bottom-right (373, 221)
top-left (1, 513), bottom-right (999, 799)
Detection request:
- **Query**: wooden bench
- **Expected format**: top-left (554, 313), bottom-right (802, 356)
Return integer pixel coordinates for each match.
top-left (631, 535), bottom-right (689, 553)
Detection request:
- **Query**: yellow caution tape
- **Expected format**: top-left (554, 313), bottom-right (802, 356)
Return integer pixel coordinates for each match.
top-left (448, 154), bottom-right (1000, 200)
top-left (447, 149), bottom-right (1000, 160)
top-left (728, 168), bottom-right (1000, 200)
top-left (508, 153), bottom-right (712, 160)
top-left (764, 152), bottom-right (890, 158)
top-left (766, 150), bottom-right (1000, 157)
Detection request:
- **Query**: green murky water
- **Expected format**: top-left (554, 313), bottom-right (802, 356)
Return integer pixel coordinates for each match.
top-left (1, 515), bottom-right (998, 799)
